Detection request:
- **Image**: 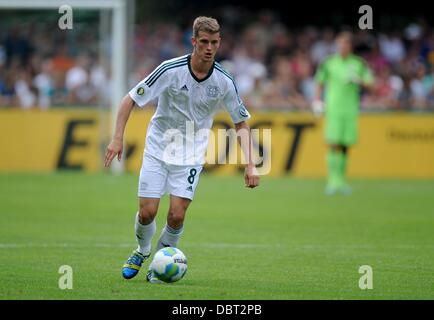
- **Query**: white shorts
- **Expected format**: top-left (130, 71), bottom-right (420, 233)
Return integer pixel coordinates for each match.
top-left (138, 153), bottom-right (203, 200)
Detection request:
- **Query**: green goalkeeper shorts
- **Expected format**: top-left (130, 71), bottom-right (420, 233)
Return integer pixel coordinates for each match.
top-left (325, 114), bottom-right (358, 146)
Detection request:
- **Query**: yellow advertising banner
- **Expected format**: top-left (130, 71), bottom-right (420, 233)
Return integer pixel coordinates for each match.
top-left (1, 109), bottom-right (433, 178)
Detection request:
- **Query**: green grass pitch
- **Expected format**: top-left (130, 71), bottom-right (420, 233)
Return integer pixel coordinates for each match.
top-left (0, 172), bottom-right (433, 299)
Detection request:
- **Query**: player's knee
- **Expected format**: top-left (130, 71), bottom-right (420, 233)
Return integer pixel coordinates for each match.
top-left (330, 144), bottom-right (340, 152)
top-left (167, 207), bottom-right (186, 228)
top-left (138, 203), bottom-right (158, 224)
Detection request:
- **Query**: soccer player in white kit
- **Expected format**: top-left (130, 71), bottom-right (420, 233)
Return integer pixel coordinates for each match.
top-left (104, 16), bottom-right (260, 282)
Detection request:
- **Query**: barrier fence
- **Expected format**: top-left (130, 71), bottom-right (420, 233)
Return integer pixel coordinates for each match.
top-left (1, 109), bottom-right (434, 178)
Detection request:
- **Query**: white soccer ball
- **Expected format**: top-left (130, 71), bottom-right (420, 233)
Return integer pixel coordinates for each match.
top-left (150, 247), bottom-right (188, 283)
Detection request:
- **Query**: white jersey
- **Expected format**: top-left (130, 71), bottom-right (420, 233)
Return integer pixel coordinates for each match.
top-left (129, 54), bottom-right (251, 166)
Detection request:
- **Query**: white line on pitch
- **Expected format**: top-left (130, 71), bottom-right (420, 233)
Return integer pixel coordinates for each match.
top-left (0, 243), bottom-right (432, 249)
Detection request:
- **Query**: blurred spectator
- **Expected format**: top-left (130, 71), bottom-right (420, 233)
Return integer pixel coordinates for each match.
top-left (260, 55), bottom-right (309, 110)
top-left (265, 25), bottom-right (294, 66)
top-left (397, 74), bottom-right (414, 110)
top-left (364, 41), bottom-right (389, 74)
top-left (0, 68), bottom-right (18, 107)
top-left (51, 71), bottom-right (68, 106)
top-left (15, 68), bottom-right (37, 109)
top-left (310, 28), bottom-right (336, 65)
top-left (90, 56), bottom-right (111, 107)
top-left (52, 45), bottom-right (75, 74)
top-left (363, 65), bottom-right (400, 110)
top-left (243, 76), bottom-right (268, 110)
top-left (65, 53), bottom-right (99, 105)
top-left (65, 54), bottom-right (89, 92)
top-left (33, 57), bottom-right (54, 109)
top-left (3, 26), bottom-right (33, 67)
top-left (379, 31), bottom-right (406, 64)
top-left (222, 46), bottom-right (267, 97)
top-left (410, 63), bottom-right (431, 109)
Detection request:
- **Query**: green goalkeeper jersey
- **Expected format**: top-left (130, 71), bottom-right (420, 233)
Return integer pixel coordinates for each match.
top-left (315, 54), bottom-right (374, 116)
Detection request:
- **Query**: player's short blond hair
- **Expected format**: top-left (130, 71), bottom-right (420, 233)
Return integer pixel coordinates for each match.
top-left (192, 16), bottom-right (220, 38)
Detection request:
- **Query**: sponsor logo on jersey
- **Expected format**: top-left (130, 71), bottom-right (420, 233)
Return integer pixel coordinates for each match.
top-left (137, 87), bottom-right (145, 95)
top-left (206, 85), bottom-right (220, 98)
top-left (186, 186), bottom-right (193, 192)
top-left (181, 84), bottom-right (189, 91)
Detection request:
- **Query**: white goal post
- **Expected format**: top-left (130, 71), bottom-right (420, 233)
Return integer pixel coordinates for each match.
top-left (0, 0), bottom-right (130, 173)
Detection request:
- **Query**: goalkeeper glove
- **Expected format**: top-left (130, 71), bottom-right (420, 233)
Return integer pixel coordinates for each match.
top-left (312, 99), bottom-right (324, 116)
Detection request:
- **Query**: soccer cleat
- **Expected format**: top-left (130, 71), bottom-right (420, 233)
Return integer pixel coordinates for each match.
top-left (339, 184), bottom-right (352, 195)
top-left (325, 184), bottom-right (338, 196)
top-left (122, 250), bottom-right (148, 279)
top-left (146, 269), bottom-right (164, 284)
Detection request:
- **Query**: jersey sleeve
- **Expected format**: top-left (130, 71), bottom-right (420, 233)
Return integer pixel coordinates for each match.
top-left (128, 64), bottom-right (170, 107)
top-left (223, 80), bottom-right (251, 124)
top-left (314, 59), bottom-right (329, 84)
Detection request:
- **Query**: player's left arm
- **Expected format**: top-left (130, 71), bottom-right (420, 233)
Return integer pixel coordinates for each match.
top-left (353, 58), bottom-right (375, 90)
top-left (222, 79), bottom-right (259, 189)
top-left (234, 121), bottom-right (260, 189)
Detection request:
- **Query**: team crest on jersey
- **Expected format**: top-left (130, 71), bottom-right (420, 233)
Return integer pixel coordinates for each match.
top-left (239, 103), bottom-right (249, 117)
top-left (206, 85), bottom-right (220, 98)
top-left (137, 87), bottom-right (145, 95)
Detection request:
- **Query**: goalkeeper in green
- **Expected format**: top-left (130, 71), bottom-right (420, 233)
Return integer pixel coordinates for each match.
top-left (313, 31), bottom-right (374, 194)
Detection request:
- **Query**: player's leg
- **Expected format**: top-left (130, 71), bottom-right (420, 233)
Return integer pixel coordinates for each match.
top-left (122, 153), bottom-right (167, 280)
top-left (156, 164), bottom-right (202, 250)
top-left (337, 145), bottom-right (352, 194)
top-left (338, 116), bottom-right (358, 193)
top-left (122, 197), bottom-right (159, 280)
top-left (147, 195), bottom-right (191, 283)
top-left (147, 164), bottom-right (202, 283)
top-left (135, 197), bottom-right (160, 256)
top-left (325, 115), bottom-right (344, 194)
top-left (326, 144), bottom-right (342, 194)
top-left (156, 195), bottom-right (191, 251)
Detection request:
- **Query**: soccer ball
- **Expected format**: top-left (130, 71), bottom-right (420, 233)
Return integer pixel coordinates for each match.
top-left (150, 247), bottom-right (187, 283)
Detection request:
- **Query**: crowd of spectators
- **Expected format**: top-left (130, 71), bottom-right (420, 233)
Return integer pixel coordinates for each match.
top-left (0, 21), bottom-right (110, 109)
top-left (1, 8), bottom-right (434, 112)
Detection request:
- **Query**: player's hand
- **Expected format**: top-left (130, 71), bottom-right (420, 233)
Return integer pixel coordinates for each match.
top-left (312, 99), bottom-right (324, 116)
top-left (347, 73), bottom-right (362, 85)
top-left (104, 138), bottom-right (123, 167)
top-left (244, 165), bottom-right (260, 188)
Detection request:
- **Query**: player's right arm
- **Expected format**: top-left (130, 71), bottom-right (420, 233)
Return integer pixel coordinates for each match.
top-left (312, 83), bottom-right (325, 115)
top-left (104, 60), bottom-right (172, 167)
top-left (104, 95), bottom-right (136, 167)
top-left (312, 60), bottom-right (328, 116)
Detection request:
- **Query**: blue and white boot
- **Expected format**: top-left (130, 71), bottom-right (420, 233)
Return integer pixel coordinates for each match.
top-left (122, 250), bottom-right (148, 279)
